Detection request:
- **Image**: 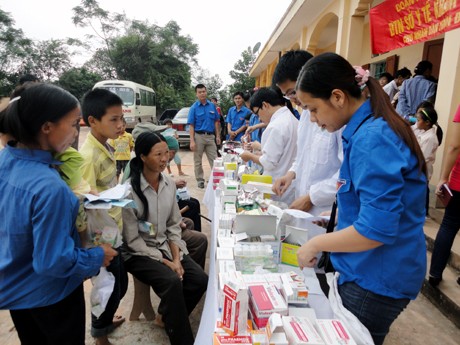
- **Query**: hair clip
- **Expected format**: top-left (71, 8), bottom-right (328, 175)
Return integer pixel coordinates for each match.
top-left (9, 96), bottom-right (21, 104)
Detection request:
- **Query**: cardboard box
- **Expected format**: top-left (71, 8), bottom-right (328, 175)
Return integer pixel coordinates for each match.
top-left (249, 301), bottom-right (269, 329)
top-left (213, 334), bottom-right (252, 345)
top-left (218, 260), bottom-right (237, 274)
top-left (217, 247), bottom-right (234, 260)
top-left (280, 226), bottom-right (309, 267)
top-left (266, 313), bottom-right (288, 345)
top-left (220, 179), bottom-right (239, 196)
top-left (315, 319), bottom-right (357, 345)
top-left (221, 279), bottom-right (248, 336)
top-left (249, 284), bottom-right (288, 319)
top-left (251, 330), bottom-right (268, 345)
top-left (282, 316), bottom-right (325, 345)
top-left (280, 274), bottom-right (309, 305)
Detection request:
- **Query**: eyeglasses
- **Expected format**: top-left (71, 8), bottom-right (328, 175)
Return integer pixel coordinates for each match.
top-left (253, 107), bottom-right (261, 115)
top-left (283, 89), bottom-right (296, 100)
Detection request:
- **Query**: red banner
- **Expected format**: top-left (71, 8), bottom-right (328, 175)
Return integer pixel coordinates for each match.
top-left (370, 0), bottom-right (460, 54)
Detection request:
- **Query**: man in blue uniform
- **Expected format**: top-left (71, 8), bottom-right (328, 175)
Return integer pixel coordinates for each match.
top-left (226, 91), bottom-right (252, 142)
top-left (187, 84), bottom-right (221, 188)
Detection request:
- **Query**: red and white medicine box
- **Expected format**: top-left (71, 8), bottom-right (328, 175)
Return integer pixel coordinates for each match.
top-left (249, 284), bottom-right (288, 319)
top-left (222, 279), bottom-right (248, 336)
top-left (315, 319), bottom-right (357, 345)
top-left (282, 316), bottom-right (325, 345)
top-left (213, 334), bottom-right (252, 345)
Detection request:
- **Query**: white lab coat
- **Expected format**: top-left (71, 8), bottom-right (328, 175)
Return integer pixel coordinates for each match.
top-left (260, 106), bottom-right (298, 205)
top-left (289, 110), bottom-right (343, 215)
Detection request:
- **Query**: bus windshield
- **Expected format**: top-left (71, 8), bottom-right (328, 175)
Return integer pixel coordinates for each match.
top-left (100, 86), bottom-right (135, 106)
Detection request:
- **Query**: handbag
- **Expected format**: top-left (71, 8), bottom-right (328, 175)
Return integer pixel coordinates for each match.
top-left (317, 199), bottom-right (337, 273)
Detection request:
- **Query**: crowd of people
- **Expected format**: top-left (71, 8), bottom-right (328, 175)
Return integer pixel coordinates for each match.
top-left (0, 49), bottom-right (459, 345)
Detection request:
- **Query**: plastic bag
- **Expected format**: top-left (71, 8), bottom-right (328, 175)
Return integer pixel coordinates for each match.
top-left (91, 267), bottom-right (115, 318)
top-left (326, 272), bottom-right (374, 345)
top-left (86, 208), bottom-right (122, 248)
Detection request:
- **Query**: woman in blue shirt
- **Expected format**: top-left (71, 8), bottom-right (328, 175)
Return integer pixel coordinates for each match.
top-left (295, 53), bottom-right (427, 345)
top-left (0, 83), bottom-right (117, 345)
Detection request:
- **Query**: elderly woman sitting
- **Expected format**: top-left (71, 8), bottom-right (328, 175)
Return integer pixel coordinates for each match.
top-left (122, 132), bottom-right (208, 345)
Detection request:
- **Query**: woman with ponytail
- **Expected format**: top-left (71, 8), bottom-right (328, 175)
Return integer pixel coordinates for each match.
top-left (295, 52), bottom-right (427, 345)
top-left (0, 83), bottom-right (117, 344)
top-left (121, 132), bottom-right (207, 345)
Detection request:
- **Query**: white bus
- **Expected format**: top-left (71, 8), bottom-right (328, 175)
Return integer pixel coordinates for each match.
top-left (93, 80), bottom-right (157, 129)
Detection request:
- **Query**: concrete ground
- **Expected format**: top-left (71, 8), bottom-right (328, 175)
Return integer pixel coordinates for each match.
top-left (1, 127), bottom-right (459, 344)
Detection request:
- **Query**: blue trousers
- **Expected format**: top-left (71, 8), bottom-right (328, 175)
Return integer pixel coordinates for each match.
top-left (429, 189), bottom-right (460, 279)
top-left (338, 282), bottom-right (410, 345)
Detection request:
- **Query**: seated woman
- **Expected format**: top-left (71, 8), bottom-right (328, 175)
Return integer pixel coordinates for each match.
top-left (121, 131), bottom-right (208, 345)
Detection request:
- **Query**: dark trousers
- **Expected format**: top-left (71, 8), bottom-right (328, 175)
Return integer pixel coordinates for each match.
top-left (125, 254), bottom-right (208, 345)
top-left (338, 282), bottom-right (410, 345)
top-left (10, 284), bottom-right (85, 345)
top-left (178, 197), bottom-right (202, 232)
top-left (91, 249), bottom-right (128, 337)
top-left (429, 189), bottom-right (460, 279)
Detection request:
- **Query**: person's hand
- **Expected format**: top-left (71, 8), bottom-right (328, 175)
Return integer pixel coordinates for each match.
top-left (216, 136), bottom-right (221, 145)
top-left (297, 240), bottom-right (319, 269)
top-left (239, 151), bottom-right (251, 162)
top-left (100, 243), bottom-right (118, 267)
top-left (190, 140), bottom-right (196, 151)
top-left (273, 172), bottom-right (295, 196)
top-left (229, 131), bottom-right (236, 140)
top-left (175, 179), bottom-right (187, 188)
top-left (180, 221), bottom-right (187, 230)
top-left (246, 126), bottom-right (255, 134)
top-left (436, 179), bottom-right (448, 195)
top-left (249, 141), bottom-right (261, 151)
top-left (89, 189), bottom-right (99, 196)
top-left (289, 194), bottom-right (312, 212)
top-left (164, 258), bottom-right (185, 280)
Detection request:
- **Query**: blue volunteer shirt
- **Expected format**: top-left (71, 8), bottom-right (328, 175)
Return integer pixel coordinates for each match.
top-left (0, 145), bottom-right (104, 309)
top-left (187, 100), bottom-right (220, 133)
top-left (226, 105), bottom-right (252, 141)
top-left (249, 113), bottom-right (262, 142)
top-left (332, 100), bottom-right (427, 300)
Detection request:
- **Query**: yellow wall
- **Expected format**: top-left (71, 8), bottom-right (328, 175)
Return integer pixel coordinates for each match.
top-left (252, 1), bottom-right (460, 186)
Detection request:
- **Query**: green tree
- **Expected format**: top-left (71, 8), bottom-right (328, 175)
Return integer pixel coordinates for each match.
top-left (193, 67), bottom-right (223, 100)
top-left (57, 67), bottom-right (102, 100)
top-left (72, 0), bottom-right (199, 112)
top-left (228, 46), bottom-right (256, 94)
top-left (0, 8), bottom-right (32, 95)
top-left (23, 39), bottom-right (73, 81)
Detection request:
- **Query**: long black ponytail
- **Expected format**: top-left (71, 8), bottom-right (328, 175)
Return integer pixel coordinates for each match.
top-left (129, 131), bottom-right (167, 221)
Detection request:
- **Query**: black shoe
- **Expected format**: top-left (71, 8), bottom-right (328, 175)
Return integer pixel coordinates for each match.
top-left (198, 181), bottom-right (205, 189)
top-left (428, 276), bottom-right (442, 287)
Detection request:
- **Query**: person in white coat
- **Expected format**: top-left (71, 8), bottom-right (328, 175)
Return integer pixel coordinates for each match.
top-left (240, 87), bottom-right (298, 205)
top-left (271, 50), bottom-right (343, 215)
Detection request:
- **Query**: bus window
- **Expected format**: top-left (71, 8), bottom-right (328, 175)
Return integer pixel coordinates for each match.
top-left (100, 86), bottom-right (135, 106)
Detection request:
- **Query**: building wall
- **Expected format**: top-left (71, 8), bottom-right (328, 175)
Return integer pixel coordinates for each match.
top-left (251, 0), bottom-right (460, 186)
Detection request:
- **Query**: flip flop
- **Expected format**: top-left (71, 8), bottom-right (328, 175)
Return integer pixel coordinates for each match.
top-left (112, 315), bottom-right (126, 328)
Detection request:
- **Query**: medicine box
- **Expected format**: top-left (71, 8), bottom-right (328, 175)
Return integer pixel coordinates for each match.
top-left (248, 284), bottom-right (288, 319)
top-left (280, 226), bottom-right (309, 267)
top-left (282, 316), bottom-right (325, 345)
top-left (315, 319), bottom-right (357, 345)
top-left (221, 279), bottom-right (249, 336)
top-left (213, 334), bottom-right (252, 345)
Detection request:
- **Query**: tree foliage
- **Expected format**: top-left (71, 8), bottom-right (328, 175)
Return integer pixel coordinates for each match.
top-left (0, 8), bottom-right (32, 95)
top-left (58, 67), bottom-right (102, 100)
top-left (228, 46), bottom-right (256, 95)
top-left (72, 0), bottom-right (199, 112)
